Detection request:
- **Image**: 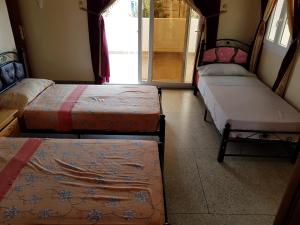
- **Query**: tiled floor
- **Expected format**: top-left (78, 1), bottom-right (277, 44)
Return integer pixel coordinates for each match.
top-left (22, 89), bottom-right (294, 225)
top-left (162, 90), bottom-right (294, 225)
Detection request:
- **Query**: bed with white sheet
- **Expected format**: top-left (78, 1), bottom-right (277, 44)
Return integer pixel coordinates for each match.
top-left (193, 39), bottom-right (300, 162)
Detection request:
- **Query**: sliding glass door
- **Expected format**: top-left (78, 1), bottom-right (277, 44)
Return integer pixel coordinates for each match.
top-left (141, 0), bottom-right (201, 85)
top-left (152, 0), bottom-right (188, 83)
top-left (105, 0), bottom-right (200, 85)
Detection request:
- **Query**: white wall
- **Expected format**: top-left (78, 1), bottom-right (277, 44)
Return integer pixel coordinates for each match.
top-left (18, 0), bottom-right (94, 81)
top-left (17, 0), bottom-right (261, 81)
top-left (258, 45), bottom-right (300, 110)
top-left (218, 0), bottom-right (261, 44)
top-left (285, 53), bottom-right (300, 109)
top-left (0, 0), bottom-right (16, 52)
top-left (258, 44), bottom-right (284, 87)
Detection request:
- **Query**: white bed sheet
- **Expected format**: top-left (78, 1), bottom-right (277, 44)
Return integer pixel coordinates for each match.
top-left (197, 73), bottom-right (300, 141)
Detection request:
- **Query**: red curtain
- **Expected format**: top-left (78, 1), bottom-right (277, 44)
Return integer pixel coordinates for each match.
top-left (261, 0), bottom-right (269, 17)
top-left (87, 0), bottom-right (111, 84)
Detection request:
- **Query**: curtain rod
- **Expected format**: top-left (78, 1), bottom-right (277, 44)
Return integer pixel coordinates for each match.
top-left (80, 7), bottom-right (100, 16)
top-left (78, 0), bottom-right (100, 16)
top-left (79, 6), bottom-right (227, 18)
top-left (206, 10), bottom-right (227, 19)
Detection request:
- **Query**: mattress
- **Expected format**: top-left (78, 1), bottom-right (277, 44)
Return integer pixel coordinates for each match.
top-left (197, 74), bottom-right (300, 140)
top-left (0, 137), bottom-right (164, 225)
top-left (23, 84), bottom-right (160, 132)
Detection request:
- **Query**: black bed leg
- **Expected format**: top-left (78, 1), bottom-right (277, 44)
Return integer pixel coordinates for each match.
top-left (159, 114), bottom-right (166, 169)
top-left (193, 86), bottom-right (198, 96)
top-left (158, 114), bottom-right (168, 225)
top-left (158, 87), bottom-right (162, 104)
top-left (158, 87), bottom-right (162, 95)
top-left (204, 109), bottom-right (208, 122)
top-left (158, 142), bottom-right (169, 225)
top-left (162, 175), bottom-right (169, 225)
top-left (217, 123), bottom-right (231, 163)
top-left (291, 138), bottom-right (300, 164)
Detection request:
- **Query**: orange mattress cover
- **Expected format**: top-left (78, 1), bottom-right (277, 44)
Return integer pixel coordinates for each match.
top-left (0, 138), bottom-right (164, 225)
top-left (23, 84), bottom-right (161, 132)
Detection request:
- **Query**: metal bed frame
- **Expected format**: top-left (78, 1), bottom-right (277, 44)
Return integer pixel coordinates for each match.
top-left (0, 51), bottom-right (26, 92)
top-left (193, 39), bottom-right (300, 163)
top-left (203, 109), bottom-right (300, 163)
top-left (193, 39), bottom-right (250, 94)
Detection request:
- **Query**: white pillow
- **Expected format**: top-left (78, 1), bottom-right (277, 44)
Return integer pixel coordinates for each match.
top-left (197, 63), bottom-right (255, 76)
top-left (0, 78), bottom-right (54, 113)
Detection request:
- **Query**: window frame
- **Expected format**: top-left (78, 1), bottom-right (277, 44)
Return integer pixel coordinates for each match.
top-left (264, 0), bottom-right (291, 55)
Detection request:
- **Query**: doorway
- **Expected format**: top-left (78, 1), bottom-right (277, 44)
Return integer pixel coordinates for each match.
top-left (105, 0), bottom-right (200, 86)
top-left (103, 0), bottom-right (139, 84)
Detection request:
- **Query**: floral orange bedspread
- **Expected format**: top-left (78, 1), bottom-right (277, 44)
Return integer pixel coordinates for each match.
top-left (0, 138), bottom-right (164, 225)
top-left (23, 84), bottom-right (161, 132)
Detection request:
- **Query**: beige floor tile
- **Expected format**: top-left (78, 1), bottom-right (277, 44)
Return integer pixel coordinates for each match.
top-left (165, 127), bottom-right (200, 149)
top-left (195, 151), bottom-right (293, 214)
top-left (162, 90), bottom-right (205, 114)
top-left (169, 213), bottom-right (275, 225)
top-left (164, 148), bottom-right (208, 213)
top-left (162, 90), bottom-right (294, 221)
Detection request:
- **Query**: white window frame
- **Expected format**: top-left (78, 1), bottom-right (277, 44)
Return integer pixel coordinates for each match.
top-left (264, 0), bottom-right (291, 56)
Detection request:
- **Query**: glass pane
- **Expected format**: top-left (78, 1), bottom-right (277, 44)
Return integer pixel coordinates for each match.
top-left (142, 0), bottom-right (150, 82)
top-left (152, 0), bottom-right (189, 83)
top-left (280, 20), bottom-right (290, 47)
top-left (184, 10), bottom-right (200, 83)
top-left (267, 0), bottom-right (285, 42)
top-left (104, 0), bottom-right (138, 84)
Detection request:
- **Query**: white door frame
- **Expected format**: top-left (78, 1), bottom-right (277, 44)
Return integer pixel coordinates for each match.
top-left (147, 0), bottom-right (155, 84)
top-left (138, 0), bottom-right (142, 83)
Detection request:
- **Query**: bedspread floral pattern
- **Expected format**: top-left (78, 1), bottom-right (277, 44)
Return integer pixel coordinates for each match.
top-left (23, 85), bottom-right (161, 132)
top-left (0, 138), bottom-right (164, 225)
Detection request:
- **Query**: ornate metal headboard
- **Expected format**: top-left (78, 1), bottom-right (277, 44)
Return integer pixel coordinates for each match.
top-left (199, 39), bottom-right (251, 68)
top-left (0, 51), bottom-right (26, 94)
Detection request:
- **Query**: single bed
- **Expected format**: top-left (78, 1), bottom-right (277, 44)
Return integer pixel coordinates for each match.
top-left (0, 137), bottom-right (167, 225)
top-left (0, 52), bottom-right (165, 163)
top-left (193, 39), bottom-right (300, 162)
top-left (23, 84), bottom-right (161, 133)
